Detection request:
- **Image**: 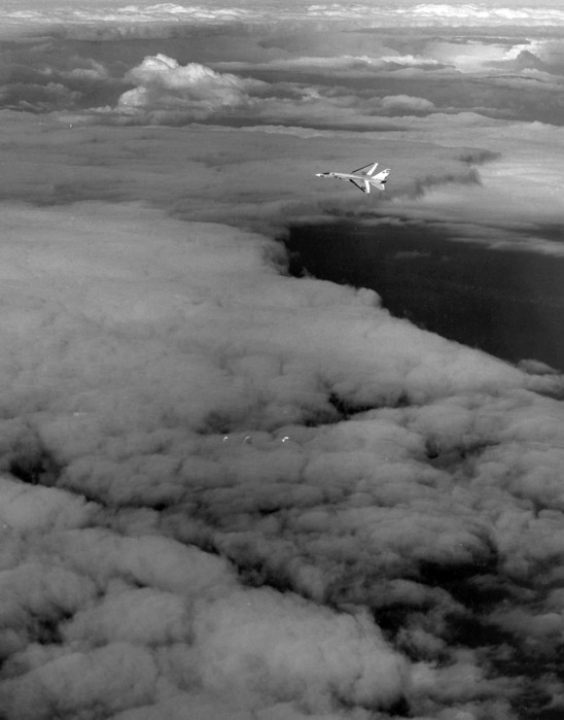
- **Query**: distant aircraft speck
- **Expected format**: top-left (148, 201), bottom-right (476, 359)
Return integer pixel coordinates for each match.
top-left (315, 162), bottom-right (390, 194)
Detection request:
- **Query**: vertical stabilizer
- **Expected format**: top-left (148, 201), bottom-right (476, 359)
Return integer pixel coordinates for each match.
top-left (372, 168), bottom-right (390, 183)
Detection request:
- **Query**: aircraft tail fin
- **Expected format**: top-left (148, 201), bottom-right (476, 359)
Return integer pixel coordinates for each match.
top-left (372, 168), bottom-right (390, 183)
top-left (365, 168), bottom-right (390, 192)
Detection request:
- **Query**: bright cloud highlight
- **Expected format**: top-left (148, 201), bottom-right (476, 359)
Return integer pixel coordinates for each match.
top-left (118, 54), bottom-right (264, 118)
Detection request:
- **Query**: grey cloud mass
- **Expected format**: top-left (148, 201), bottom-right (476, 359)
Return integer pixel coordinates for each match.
top-left (1, 5), bottom-right (564, 720)
top-left (0, 200), bottom-right (562, 720)
top-left (5, 24), bottom-right (564, 129)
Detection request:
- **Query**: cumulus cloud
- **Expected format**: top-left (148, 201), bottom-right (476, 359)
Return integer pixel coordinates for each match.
top-left (108, 53), bottom-right (415, 129)
top-left (380, 94), bottom-right (436, 114)
top-left (4, 0), bottom-right (564, 47)
top-left (115, 53), bottom-right (265, 120)
top-left (5, 21), bottom-right (560, 128)
top-left (62, 60), bottom-right (110, 82)
top-left (0, 200), bottom-right (562, 720)
top-left (395, 1), bottom-right (564, 27)
top-left (0, 2), bottom-right (262, 40)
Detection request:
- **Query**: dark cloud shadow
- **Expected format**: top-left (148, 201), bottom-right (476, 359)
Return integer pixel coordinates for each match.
top-left (284, 219), bottom-right (564, 371)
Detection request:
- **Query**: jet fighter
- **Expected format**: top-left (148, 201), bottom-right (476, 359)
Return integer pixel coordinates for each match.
top-left (315, 162), bottom-right (390, 193)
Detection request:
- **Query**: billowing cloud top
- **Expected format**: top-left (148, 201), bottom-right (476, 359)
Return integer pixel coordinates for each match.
top-left (0, 199), bottom-right (563, 720)
top-left (118, 54), bottom-right (264, 116)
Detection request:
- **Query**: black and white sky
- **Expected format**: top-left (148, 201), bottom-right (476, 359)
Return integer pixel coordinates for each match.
top-left (1, 2), bottom-right (564, 719)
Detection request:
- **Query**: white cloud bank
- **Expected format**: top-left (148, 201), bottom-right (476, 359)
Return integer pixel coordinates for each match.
top-left (4, 0), bottom-right (564, 37)
top-left (110, 53), bottom-right (422, 128)
top-left (0, 201), bottom-right (562, 718)
top-left (118, 54), bottom-right (264, 118)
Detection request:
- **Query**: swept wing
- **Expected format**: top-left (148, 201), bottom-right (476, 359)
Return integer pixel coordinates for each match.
top-left (349, 179), bottom-right (371, 193)
top-left (351, 162), bottom-right (379, 176)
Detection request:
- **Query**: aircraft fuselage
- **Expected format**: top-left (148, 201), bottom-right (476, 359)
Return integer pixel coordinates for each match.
top-left (315, 163), bottom-right (390, 194)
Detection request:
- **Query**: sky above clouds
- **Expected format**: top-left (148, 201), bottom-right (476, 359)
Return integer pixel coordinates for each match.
top-left (1, 3), bottom-right (564, 720)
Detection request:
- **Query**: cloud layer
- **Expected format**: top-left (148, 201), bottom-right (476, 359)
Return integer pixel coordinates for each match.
top-left (4, 0), bottom-right (564, 36)
top-left (1, 7), bottom-right (564, 720)
top-left (0, 202), bottom-right (562, 719)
